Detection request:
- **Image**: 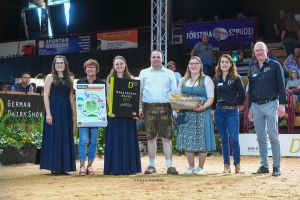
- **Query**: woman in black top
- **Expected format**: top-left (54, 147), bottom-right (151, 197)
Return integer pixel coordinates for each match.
top-left (213, 54), bottom-right (245, 174)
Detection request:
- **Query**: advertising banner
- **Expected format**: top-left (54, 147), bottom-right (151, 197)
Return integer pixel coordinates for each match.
top-left (185, 18), bottom-right (256, 49)
top-left (97, 30), bottom-right (138, 50)
top-left (38, 35), bottom-right (91, 55)
top-left (0, 92), bottom-right (44, 118)
top-left (76, 84), bottom-right (107, 127)
top-left (240, 134), bottom-right (300, 157)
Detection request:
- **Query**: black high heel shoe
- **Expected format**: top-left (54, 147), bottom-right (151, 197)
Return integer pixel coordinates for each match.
top-left (51, 171), bottom-right (60, 175)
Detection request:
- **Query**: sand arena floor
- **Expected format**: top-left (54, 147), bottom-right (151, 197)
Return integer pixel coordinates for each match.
top-left (0, 155), bottom-right (299, 200)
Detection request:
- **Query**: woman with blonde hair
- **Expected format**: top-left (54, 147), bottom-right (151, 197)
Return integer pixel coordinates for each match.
top-left (176, 56), bottom-right (216, 175)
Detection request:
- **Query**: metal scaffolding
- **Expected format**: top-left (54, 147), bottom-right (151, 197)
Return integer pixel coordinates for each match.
top-left (151, 0), bottom-right (168, 65)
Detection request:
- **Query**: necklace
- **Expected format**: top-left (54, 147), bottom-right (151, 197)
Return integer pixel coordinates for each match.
top-left (190, 76), bottom-right (199, 82)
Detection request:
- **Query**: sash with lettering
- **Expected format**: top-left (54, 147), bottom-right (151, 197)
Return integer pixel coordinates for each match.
top-left (108, 77), bottom-right (140, 118)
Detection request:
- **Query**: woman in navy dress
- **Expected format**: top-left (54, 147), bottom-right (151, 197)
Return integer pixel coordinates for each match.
top-left (40, 55), bottom-right (76, 175)
top-left (104, 55), bottom-right (141, 175)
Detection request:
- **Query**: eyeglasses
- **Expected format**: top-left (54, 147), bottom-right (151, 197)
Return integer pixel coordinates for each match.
top-left (86, 66), bottom-right (96, 69)
top-left (55, 62), bottom-right (65, 65)
top-left (189, 62), bottom-right (201, 66)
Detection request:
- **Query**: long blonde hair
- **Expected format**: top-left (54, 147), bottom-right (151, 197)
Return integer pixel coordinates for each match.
top-left (181, 56), bottom-right (204, 87)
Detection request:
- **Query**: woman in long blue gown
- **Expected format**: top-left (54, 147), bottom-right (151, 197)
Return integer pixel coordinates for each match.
top-left (104, 56), bottom-right (141, 175)
top-left (40, 55), bottom-right (76, 175)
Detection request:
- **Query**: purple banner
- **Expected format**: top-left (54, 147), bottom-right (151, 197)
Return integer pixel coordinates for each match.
top-left (185, 18), bottom-right (257, 49)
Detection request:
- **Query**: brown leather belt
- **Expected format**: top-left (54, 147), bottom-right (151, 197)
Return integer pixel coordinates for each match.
top-left (219, 105), bottom-right (237, 110)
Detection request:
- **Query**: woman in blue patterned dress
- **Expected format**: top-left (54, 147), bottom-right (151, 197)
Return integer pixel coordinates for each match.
top-left (176, 56), bottom-right (216, 175)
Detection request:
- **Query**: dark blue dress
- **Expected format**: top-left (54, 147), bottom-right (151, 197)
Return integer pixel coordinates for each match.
top-left (40, 79), bottom-right (76, 173)
top-left (104, 117), bottom-right (141, 175)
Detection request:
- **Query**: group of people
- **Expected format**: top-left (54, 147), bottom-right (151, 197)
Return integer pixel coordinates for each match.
top-left (39, 41), bottom-right (286, 177)
top-left (3, 72), bottom-right (44, 94)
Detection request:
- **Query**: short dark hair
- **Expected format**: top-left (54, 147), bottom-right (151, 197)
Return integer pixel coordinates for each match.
top-left (21, 72), bottom-right (30, 78)
top-left (167, 61), bottom-right (176, 68)
top-left (151, 49), bottom-right (163, 56)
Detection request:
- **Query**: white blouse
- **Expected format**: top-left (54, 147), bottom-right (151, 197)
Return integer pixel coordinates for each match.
top-left (178, 76), bottom-right (214, 98)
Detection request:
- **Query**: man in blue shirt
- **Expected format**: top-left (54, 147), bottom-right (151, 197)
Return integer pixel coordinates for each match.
top-left (139, 49), bottom-right (179, 175)
top-left (191, 35), bottom-right (215, 78)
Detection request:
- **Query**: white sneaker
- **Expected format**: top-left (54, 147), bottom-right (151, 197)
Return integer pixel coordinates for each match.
top-left (193, 167), bottom-right (203, 175)
top-left (184, 167), bottom-right (194, 175)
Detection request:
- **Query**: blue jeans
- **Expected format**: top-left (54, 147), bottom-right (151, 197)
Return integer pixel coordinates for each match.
top-left (215, 108), bottom-right (240, 165)
top-left (251, 100), bottom-right (280, 168)
top-left (78, 127), bottom-right (99, 161)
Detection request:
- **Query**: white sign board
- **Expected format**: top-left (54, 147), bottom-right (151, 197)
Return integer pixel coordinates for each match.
top-left (76, 84), bottom-right (107, 127)
top-left (0, 40), bottom-right (35, 57)
top-left (240, 134), bottom-right (300, 157)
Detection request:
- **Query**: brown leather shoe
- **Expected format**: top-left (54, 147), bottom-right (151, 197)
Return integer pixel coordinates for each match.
top-left (235, 164), bottom-right (241, 174)
top-left (223, 164), bottom-right (231, 173)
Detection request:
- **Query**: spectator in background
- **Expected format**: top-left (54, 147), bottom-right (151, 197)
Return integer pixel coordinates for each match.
top-left (268, 48), bottom-right (289, 78)
top-left (167, 61), bottom-right (182, 85)
top-left (11, 72), bottom-right (33, 93)
top-left (236, 12), bottom-right (246, 19)
top-left (283, 46), bottom-right (300, 75)
top-left (281, 14), bottom-right (299, 56)
top-left (1, 83), bottom-right (11, 91)
top-left (268, 48), bottom-right (279, 62)
top-left (273, 9), bottom-right (288, 42)
top-left (191, 35), bottom-right (215, 78)
top-left (213, 14), bottom-right (219, 21)
top-left (286, 70), bottom-right (300, 103)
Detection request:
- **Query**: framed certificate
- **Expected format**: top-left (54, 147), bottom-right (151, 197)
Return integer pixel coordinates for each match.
top-left (108, 77), bottom-right (140, 118)
top-left (76, 84), bottom-right (107, 127)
